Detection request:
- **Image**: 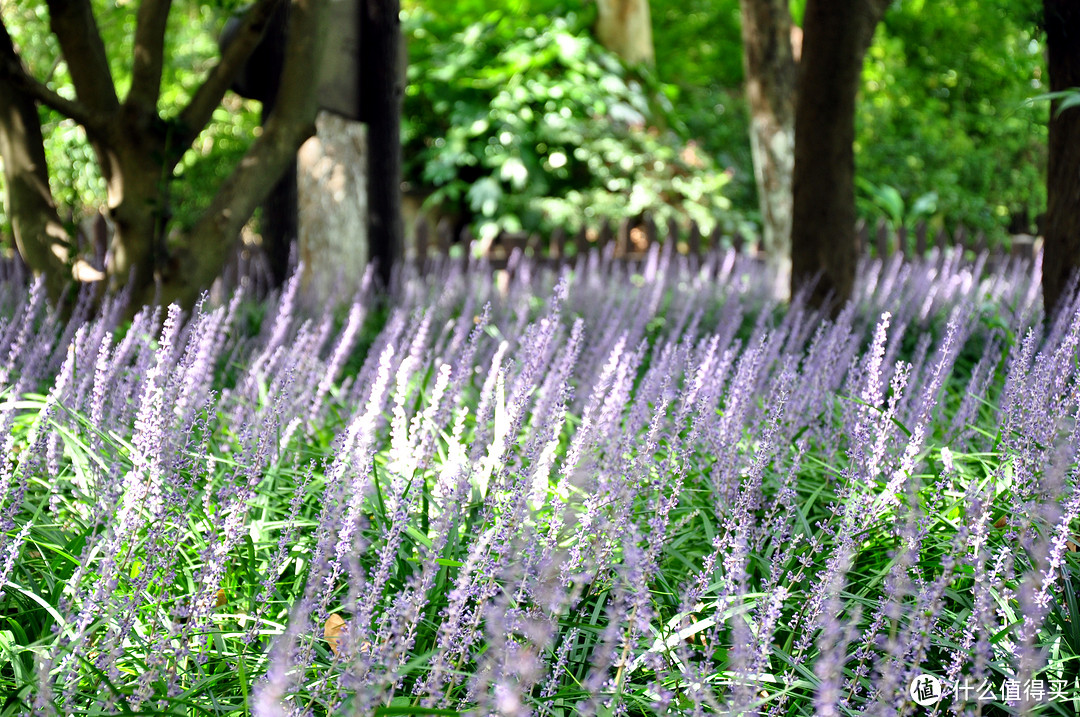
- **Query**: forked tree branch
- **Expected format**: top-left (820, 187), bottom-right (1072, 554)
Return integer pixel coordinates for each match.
top-left (0, 20), bottom-right (103, 132)
top-left (127, 0), bottom-right (173, 113)
top-left (175, 0), bottom-right (284, 153)
top-left (160, 0), bottom-right (328, 308)
top-left (45, 0), bottom-right (120, 118)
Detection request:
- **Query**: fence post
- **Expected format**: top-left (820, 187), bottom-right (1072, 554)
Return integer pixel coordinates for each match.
top-left (954, 225), bottom-right (968, 255)
top-left (574, 226), bottom-right (587, 259)
top-left (915, 221), bottom-right (927, 257)
top-left (974, 231), bottom-right (987, 255)
top-left (550, 227), bottom-right (566, 268)
top-left (527, 232), bottom-right (542, 259)
top-left (644, 213), bottom-right (658, 249)
top-left (1011, 234), bottom-right (1035, 261)
top-left (688, 220), bottom-right (702, 258)
top-left (935, 226), bottom-right (948, 253)
top-left (733, 231), bottom-right (745, 255)
top-left (875, 218), bottom-right (889, 258)
top-left (616, 217), bottom-right (630, 257)
top-left (598, 219), bottom-right (613, 252)
top-left (856, 218), bottom-right (867, 255)
top-left (436, 216), bottom-right (453, 261)
top-left (414, 215), bottom-right (430, 270)
top-left (897, 225), bottom-right (908, 259)
top-left (459, 225), bottom-right (475, 269)
top-left (709, 224), bottom-right (724, 254)
top-left (666, 217), bottom-right (680, 249)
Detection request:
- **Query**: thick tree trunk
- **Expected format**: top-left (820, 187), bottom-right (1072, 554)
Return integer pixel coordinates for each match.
top-left (790, 0), bottom-right (889, 313)
top-left (739, 0), bottom-right (796, 299)
top-left (96, 122), bottom-right (171, 296)
top-left (361, 0), bottom-right (404, 289)
top-left (261, 96), bottom-right (299, 288)
top-left (261, 157), bottom-right (299, 286)
top-left (595, 0), bottom-right (654, 65)
top-left (2, 0), bottom-right (328, 310)
top-left (1043, 0), bottom-right (1080, 321)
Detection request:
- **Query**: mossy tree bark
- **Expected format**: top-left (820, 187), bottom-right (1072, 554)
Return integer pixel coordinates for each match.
top-left (0, 25), bottom-right (74, 299)
top-left (739, 0), bottom-right (796, 298)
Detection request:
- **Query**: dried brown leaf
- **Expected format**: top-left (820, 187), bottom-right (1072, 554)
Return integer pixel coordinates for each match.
top-left (324, 613), bottom-right (347, 656)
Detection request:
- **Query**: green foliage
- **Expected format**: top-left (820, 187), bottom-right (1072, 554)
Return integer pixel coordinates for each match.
top-left (649, 0), bottom-right (757, 219)
top-left (857, 0), bottom-right (1047, 241)
top-left (402, 7), bottom-right (739, 240)
top-left (856, 177), bottom-right (939, 233)
top-left (651, 0), bottom-right (744, 89)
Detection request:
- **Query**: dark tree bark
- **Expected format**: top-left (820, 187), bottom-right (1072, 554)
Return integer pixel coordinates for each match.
top-left (260, 150), bottom-right (299, 287)
top-left (361, 0), bottom-right (404, 289)
top-left (219, 3), bottom-right (296, 288)
top-left (128, 0), bottom-right (172, 113)
top-left (790, 0), bottom-right (890, 313)
top-left (256, 7), bottom-right (298, 288)
top-left (739, 0), bottom-right (796, 297)
top-left (1043, 0), bottom-right (1080, 321)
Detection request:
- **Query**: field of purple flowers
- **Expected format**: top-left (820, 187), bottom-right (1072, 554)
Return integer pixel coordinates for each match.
top-left (1, 245), bottom-right (1079, 716)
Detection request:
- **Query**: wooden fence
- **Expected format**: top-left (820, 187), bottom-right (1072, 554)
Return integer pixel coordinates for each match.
top-left (0, 213), bottom-right (1042, 299)
top-left (412, 214), bottom-right (1039, 271)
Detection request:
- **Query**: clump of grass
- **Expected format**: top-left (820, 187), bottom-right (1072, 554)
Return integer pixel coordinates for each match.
top-left (1, 246), bottom-right (1077, 716)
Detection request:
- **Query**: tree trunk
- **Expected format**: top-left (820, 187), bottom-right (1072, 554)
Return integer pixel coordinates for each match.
top-left (361, 0), bottom-right (404, 289)
top-left (0, 67), bottom-right (73, 299)
top-left (261, 156), bottom-right (299, 286)
top-left (1043, 0), bottom-right (1080, 321)
top-left (297, 111), bottom-right (368, 300)
top-left (261, 93), bottom-right (299, 289)
top-left (739, 0), bottom-right (796, 299)
top-left (595, 0), bottom-right (655, 65)
top-left (1, 0), bottom-right (327, 312)
top-left (96, 120), bottom-right (171, 296)
top-left (253, 5), bottom-right (296, 288)
top-left (790, 0), bottom-right (889, 313)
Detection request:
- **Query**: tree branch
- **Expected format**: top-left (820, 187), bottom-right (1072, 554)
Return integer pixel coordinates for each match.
top-left (161, 0), bottom-right (328, 308)
top-left (856, 0), bottom-right (893, 58)
top-left (0, 20), bottom-right (103, 132)
top-left (127, 0), bottom-right (173, 112)
top-left (175, 0), bottom-right (283, 151)
top-left (12, 72), bottom-right (103, 131)
top-left (45, 0), bottom-right (120, 117)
